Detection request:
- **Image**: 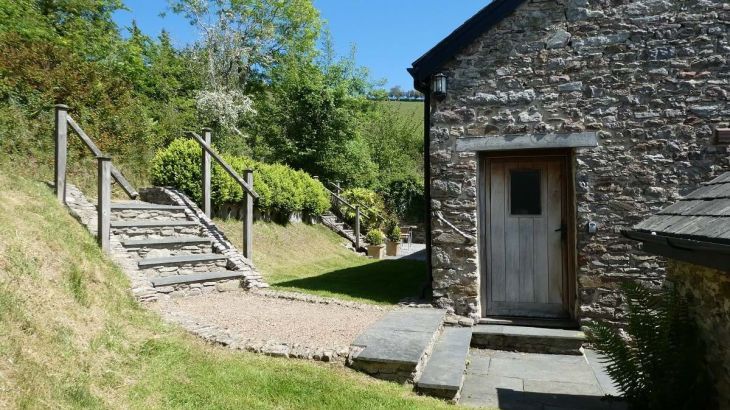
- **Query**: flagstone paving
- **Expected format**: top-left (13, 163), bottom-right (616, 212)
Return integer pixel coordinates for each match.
top-left (460, 349), bottom-right (626, 409)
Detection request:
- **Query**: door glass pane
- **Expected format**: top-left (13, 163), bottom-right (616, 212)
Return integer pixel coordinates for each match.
top-left (510, 170), bottom-right (541, 215)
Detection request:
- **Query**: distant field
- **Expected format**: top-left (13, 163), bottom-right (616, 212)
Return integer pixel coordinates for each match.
top-left (379, 100), bottom-right (423, 126)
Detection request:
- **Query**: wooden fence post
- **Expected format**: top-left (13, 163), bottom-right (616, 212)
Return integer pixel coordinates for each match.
top-left (97, 156), bottom-right (112, 252)
top-left (202, 127), bottom-right (212, 218)
top-left (355, 206), bottom-right (361, 250)
top-left (54, 104), bottom-right (68, 204)
top-left (243, 169), bottom-right (254, 259)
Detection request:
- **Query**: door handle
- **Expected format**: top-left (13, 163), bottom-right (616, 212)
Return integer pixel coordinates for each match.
top-left (555, 224), bottom-right (567, 241)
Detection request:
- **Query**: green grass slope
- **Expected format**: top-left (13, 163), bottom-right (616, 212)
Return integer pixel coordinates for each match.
top-left (0, 170), bottom-right (452, 409)
top-left (217, 219), bottom-right (428, 304)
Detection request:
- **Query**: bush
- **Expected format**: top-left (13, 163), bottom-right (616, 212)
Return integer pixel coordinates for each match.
top-left (151, 138), bottom-right (330, 217)
top-left (379, 176), bottom-right (424, 223)
top-left (365, 229), bottom-right (384, 246)
top-left (339, 188), bottom-right (386, 230)
top-left (384, 218), bottom-right (401, 242)
top-left (587, 282), bottom-right (711, 409)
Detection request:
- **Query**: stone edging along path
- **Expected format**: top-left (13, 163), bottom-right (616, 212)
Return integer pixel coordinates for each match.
top-left (62, 183), bottom-right (388, 364)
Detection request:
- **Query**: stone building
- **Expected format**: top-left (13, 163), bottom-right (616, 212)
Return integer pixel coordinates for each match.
top-left (408, 0), bottom-right (729, 325)
top-left (625, 172), bottom-right (730, 408)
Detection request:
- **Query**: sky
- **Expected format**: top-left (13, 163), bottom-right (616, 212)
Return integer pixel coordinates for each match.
top-left (112, 1), bottom-right (490, 89)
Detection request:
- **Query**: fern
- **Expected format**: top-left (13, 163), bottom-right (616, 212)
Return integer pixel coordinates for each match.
top-left (587, 282), bottom-right (712, 410)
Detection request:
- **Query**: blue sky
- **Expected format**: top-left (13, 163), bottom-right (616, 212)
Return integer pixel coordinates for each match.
top-left (112, 1), bottom-right (489, 89)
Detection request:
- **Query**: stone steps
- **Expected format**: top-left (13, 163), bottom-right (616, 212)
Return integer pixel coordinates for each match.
top-left (138, 253), bottom-right (228, 269)
top-left (471, 324), bottom-right (585, 355)
top-left (111, 201), bottom-right (187, 211)
top-left (111, 201), bottom-right (189, 222)
top-left (479, 317), bottom-right (579, 329)
top-left (349, 308), bottom-right (446, 383)
top-left (122, 237), bottom-right (214, 257)
top-left (122, 236), bottom-right (213, 248)
top-left (111, 220), bottom-right (204, 239)
top-left (416, 327), bottom-right (472, 399)
top-left (149, 271), bottom-right (243, 287)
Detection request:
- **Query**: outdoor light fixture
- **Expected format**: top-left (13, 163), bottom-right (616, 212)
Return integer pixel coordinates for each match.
top-left (432, 73), bottom-right (447, 101)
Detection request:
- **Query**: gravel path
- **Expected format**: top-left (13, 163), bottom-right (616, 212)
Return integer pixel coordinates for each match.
top-left (152, 290), bottom-right (390, 350)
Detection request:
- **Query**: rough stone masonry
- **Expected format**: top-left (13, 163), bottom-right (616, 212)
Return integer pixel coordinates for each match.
top-left (428, 0), bottom-right (730, 324)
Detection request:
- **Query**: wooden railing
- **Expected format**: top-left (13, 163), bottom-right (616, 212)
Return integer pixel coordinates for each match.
top-left (325, 181), bottom-right (386, 227)
top-left (54, 104), bottom-right (138, 252)
top-left (320, 180), bottom-right (361, 249)
top-left (186, 129), bottom-right (258, 259)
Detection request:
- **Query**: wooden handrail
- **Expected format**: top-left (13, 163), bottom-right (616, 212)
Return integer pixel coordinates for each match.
top-left (186, 131), bottom-right (259, 199)
top-left (324, 181), bottom-right (385, 223)
top-left (188, 129), bottom-right (256, 259)
top-left (66, 115), bottom-right (139, 199)
top-left (322, 184), bottom-right (357, 212)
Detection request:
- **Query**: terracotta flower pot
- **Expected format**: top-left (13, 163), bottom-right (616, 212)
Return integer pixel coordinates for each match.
top-left (386, 241), bottom-right (400, 256)
top-left (367, 244), bottom-right (385, 259)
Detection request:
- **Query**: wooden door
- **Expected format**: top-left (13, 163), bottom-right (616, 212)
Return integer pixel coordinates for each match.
top-left (485, 157), bottom-right (567, 318)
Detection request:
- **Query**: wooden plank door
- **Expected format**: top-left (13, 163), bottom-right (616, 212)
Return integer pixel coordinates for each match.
top-left (485, 157), bottom-right (567, 318)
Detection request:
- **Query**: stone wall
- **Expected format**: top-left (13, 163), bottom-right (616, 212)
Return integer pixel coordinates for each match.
top-left (669, 261), bottom-right (730, 409)
top-left (428, 0), bottom-right (730, 322)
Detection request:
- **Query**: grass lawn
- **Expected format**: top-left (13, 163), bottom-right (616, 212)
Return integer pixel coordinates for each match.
top-left (0, 169), bottom-right (456, 409)
top-left (216, 219), bottom-right (428, 304)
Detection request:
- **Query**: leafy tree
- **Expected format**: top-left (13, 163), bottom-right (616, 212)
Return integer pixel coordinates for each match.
top-left (168, 0), bottom-right (321, 143)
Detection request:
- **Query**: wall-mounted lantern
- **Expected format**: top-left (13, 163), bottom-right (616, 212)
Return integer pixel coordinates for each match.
top-left (432, 73), bottom-right (447, 101)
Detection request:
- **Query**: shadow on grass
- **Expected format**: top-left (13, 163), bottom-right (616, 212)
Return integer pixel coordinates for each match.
top-left (274, 259), bottom-right (428, 304)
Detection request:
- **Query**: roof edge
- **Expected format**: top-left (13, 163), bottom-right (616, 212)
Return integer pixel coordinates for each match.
top-left (408, 0), bottom-right (528, 91)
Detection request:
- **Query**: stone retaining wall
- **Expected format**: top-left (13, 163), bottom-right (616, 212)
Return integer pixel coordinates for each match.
top-left (428, 0), bottom-right (730, 324)
top-left (669, 260), bottom-right (730, 409)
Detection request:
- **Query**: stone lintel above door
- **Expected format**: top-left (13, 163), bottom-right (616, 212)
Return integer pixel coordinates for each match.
top-left (455, 132), bottom-right (598, 152)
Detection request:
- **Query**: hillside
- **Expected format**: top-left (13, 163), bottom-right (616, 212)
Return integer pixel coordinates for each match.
top-left (0, 169), bottom-right (451, 409)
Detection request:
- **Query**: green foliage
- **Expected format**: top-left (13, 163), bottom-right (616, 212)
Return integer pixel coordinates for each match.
top-left (587, 282), bottom-right (711, 410)
top-left (254, 44), bottom-right (379, 187)
top-left (384, 219), bottom-right (401, 242)
top-left (339, 187), bottom-right (386, 230)
top-left (150, 138), bottom-right (329, 217)
top-left (361, 101), bottom-right (423, 184)
top-left (365, 229), bottom-right (384, 246)
top-left (379, 175), bottom-right (425, 223)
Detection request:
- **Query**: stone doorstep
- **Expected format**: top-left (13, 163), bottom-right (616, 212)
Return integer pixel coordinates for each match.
top-left (416, 326), bottom-right (473, 399)
top-left (137, 253), bottom-right (228, 268)
top-left (150, 271), bottom-right (243, 287)
top-left (479, 317), bottom-right (579, 330)
top-left (472, 325), bottom-right (586, 355)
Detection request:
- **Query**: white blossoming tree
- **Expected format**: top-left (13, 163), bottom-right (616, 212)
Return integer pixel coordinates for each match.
top-left (169, 0), bottom-right (320, 139)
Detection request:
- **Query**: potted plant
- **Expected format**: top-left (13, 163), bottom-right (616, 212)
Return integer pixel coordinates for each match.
top-left (385, 219), bottom-right (401, 257)
top-left (365, 229), bottom-right (386, 259)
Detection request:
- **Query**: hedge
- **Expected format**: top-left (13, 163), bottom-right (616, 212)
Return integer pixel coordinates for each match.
top-left (151, 138), bottom-right (330, 217)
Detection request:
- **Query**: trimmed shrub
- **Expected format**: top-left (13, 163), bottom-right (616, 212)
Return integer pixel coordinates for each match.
top-left (151, 138), bottom-right (329, 217)
top-left (365, 229), bottom-right (384, 246)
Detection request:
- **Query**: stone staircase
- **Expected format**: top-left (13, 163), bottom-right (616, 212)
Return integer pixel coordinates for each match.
top-left (320, 211), bottom-right (366, 251)
top-left (65, 184), bottom-right (266, 300)
top-left (349, 310), bottom-right (587, 403)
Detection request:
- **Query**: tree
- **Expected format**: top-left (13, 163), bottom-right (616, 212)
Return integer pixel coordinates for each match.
top-left (389, 85), bottom-right (403, 100)
top-left (168, 0), bottom-right (321, 141)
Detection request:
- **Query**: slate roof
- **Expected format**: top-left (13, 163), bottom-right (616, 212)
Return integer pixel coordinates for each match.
top-left (632, 172), bottom-right (730, 244)
top-left (408, 0), bottom-right (527, 91)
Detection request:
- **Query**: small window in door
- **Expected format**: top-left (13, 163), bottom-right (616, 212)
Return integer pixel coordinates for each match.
top-left (510, 170), bottom-right (541, 215)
